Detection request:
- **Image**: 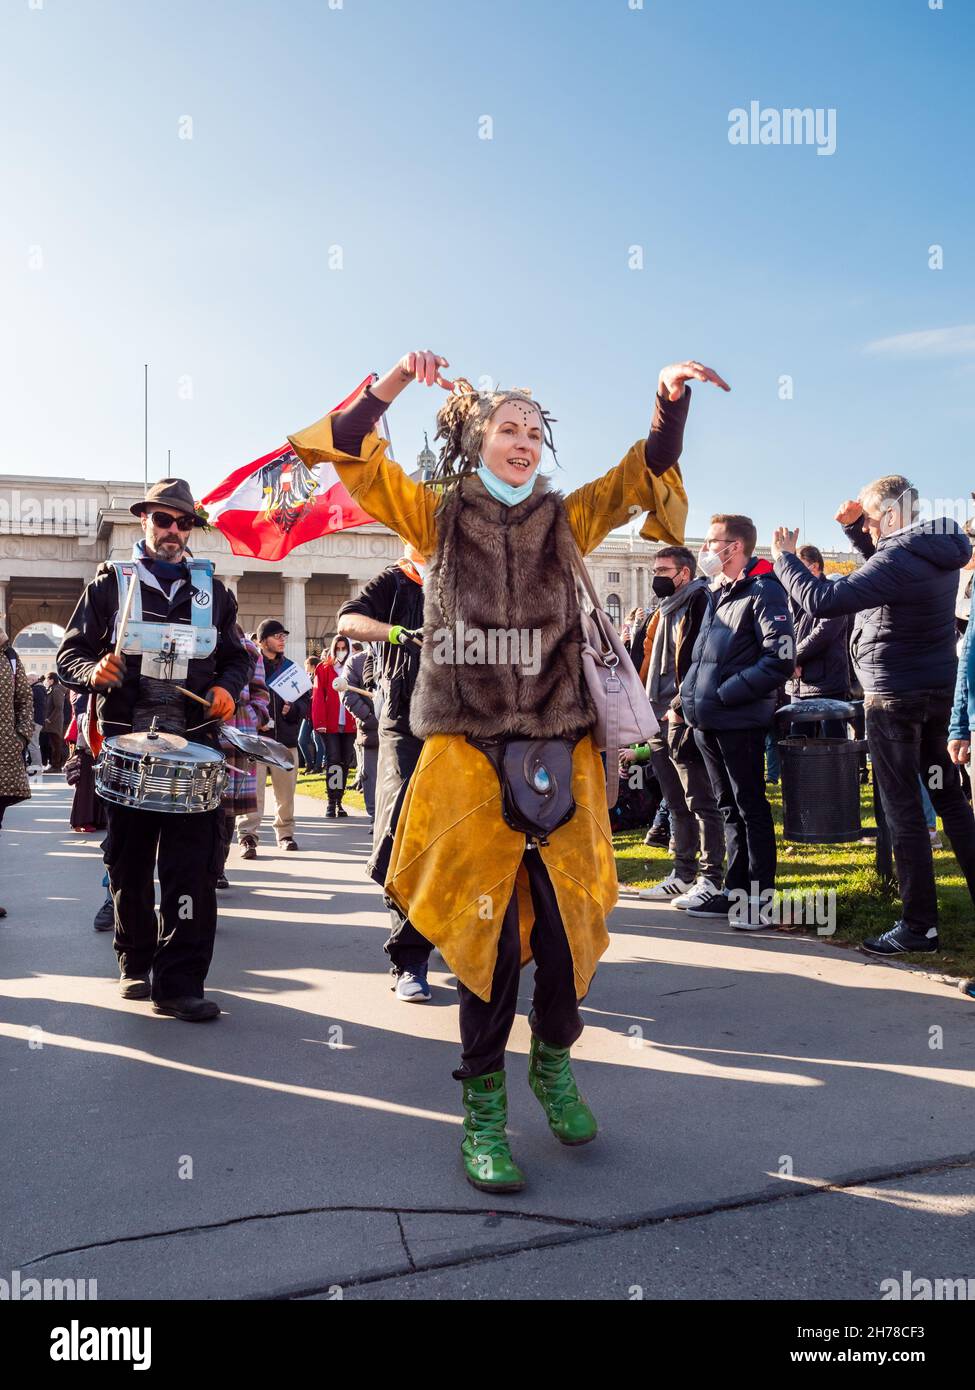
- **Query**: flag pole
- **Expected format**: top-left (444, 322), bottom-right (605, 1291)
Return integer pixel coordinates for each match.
top-left (144, 364), bottom-right (148, 486)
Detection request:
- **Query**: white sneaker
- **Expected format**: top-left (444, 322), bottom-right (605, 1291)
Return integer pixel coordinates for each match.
top-left (731, 895), bottom-right (775, 931)
top-left (639, 871), bottom-right (693, 901)
top-left (673, 877), bottom-right (723, 911)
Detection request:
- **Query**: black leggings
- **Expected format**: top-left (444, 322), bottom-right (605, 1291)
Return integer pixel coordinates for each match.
top-left (453, 848), bottom-right (584, 1080)
top-left (325, 731), bottom-right (356, 807)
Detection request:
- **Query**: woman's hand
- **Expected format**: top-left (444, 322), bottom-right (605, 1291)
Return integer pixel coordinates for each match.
top-left (371, 351), bottom-right (455, 408)
top-left (399, 350), bottom-right (454, 390)
top-left (658, 361), bottom-right (731, 402)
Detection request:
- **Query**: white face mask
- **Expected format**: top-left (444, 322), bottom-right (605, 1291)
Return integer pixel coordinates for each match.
top-left (874, 485), bottom-right (914, 538)
top-left (698, 540), bottom-right (736, 578)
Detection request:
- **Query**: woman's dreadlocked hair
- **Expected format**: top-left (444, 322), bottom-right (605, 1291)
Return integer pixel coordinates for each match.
top-left (429, 378), bottom-right (558, 488)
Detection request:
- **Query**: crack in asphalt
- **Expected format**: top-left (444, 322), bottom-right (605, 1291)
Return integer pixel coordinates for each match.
top-left (394, 1211), bottom-right (417, 1273)
top-left (285, 1150), bottom-right (975, 1299)
top-left (19, 1204), bottom-right (599, 1269)
top-left (19, 1150), bottom-right (975, 1298)
top-left (659, 984), bottom-right (740, 997)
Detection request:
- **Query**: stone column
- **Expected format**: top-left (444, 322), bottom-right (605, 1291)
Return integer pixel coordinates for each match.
top-left (0, 579), bottom-right (7, 634)
top-left (219, 570), bottom-right (243, 599)
top-left (283, 576), bottom-right (309, 665)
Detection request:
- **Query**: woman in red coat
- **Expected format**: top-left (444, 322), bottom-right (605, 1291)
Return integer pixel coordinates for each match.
top-left (311, 634), bottom-right (355, 817)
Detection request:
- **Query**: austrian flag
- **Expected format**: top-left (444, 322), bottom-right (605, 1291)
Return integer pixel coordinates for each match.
top-left (201, 375), bottom-right (377, 561)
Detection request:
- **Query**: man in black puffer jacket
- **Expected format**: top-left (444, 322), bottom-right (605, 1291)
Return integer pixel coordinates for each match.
top-left (680, 513), bottom-right (796, 928)
top-left (773, 475), bottom-right (975, 957)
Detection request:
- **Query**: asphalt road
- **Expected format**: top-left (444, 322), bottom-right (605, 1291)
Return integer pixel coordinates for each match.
top-left (1, 777), bottom-right (972, 1300)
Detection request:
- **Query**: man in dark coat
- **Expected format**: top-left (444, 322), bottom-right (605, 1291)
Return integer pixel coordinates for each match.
top-left (57, 478), bottom-right (249, 1020)
top-left (41, 671), bottom-right (67, 771)
top-left (236, 618), bottom-right (310, 854)
top-left (787, 543), bottom-right (850, 736)
top-left (342, 646), bottom-right (379, 822)
top-left (773, 475), bottom-right (975, 956)
top-left (337, 546), bottom-right (430, 1001)
top-left (681, 513), bottom-right (795, 928)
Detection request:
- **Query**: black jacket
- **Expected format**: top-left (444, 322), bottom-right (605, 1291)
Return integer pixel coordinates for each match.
top-left (775, 520), bottom-right (971, 695)
top-left (57, 561), bottom-right (249, 744)
top-left (261, 650), bottom-right (311, 747)
top-left (338, 564), bottom-right (424, 738)
top-left (31, 680), bottom-right (48, 725)
top-left (789, 601), bottom-right (849, 700)
top-left (681, 558), bottom-right (796, 731)
top-left (628, 612), bottom-right (651, 674)
top-left (343, 650), bottom-right (379, 748)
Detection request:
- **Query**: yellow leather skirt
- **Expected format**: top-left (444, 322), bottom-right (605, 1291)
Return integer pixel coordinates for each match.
top-left (385, 733), bottom-right (618, 1002)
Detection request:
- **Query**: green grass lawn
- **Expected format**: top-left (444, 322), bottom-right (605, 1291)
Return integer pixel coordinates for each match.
top-left (294, 770), bottom-right (366, 814)
top-left (286, 768), bottom-right (973, 983)
top-left (615, 783), bottom-right (975, 981)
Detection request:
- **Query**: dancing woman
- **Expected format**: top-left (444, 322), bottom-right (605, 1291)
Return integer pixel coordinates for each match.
top-left (290, 350), bottom-right (728, 1191)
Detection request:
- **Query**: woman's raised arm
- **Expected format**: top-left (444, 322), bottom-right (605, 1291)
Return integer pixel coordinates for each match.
top-left (289, 349), bottom-right (454, 557)
top-left (564, 359), bottom-right (730, 555)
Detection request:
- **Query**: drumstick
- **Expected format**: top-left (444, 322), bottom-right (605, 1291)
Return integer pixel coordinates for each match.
top-left (174, 684), bottom-right (212, 708)
top-left (113, 568), bottom-right (138, 657)
top-left (342, 684), bottom-right (374, 700)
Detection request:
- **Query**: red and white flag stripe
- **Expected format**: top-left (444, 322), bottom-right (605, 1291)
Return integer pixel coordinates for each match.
top-left (201, 375), bottom-right (378, 562)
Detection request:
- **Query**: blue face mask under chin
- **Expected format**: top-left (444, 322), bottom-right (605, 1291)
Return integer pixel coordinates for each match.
top-left (475, 458), bottom-right (537, 507)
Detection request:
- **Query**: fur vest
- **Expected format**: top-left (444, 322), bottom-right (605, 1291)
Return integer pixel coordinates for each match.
top-left (409, 472), bottom-right (596, 740)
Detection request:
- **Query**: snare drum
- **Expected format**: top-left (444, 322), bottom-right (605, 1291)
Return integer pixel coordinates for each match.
top-left (95, 729), bottom-right (228, 814)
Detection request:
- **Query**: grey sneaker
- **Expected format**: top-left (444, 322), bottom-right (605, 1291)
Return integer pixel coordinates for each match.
top-left (393, 968), bottom-right (432, 1003)
top-left (861, 921), bottom-right (939, 956)
top-left (120, 973), bottom-right (150, 1000)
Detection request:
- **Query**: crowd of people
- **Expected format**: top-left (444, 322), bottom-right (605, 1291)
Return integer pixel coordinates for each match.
top-left (1, 345), bottom-right (973, 1192)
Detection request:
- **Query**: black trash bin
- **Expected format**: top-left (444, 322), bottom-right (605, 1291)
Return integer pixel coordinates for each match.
top-left (775, 699), bottom-right (867, 844)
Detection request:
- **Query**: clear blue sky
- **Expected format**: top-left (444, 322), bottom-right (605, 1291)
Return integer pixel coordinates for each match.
top-left (2, 0), bottom-right (972, 549)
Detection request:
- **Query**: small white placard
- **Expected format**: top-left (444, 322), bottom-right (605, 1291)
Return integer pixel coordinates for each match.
top-left (267, 662), bottom-right (312, 703)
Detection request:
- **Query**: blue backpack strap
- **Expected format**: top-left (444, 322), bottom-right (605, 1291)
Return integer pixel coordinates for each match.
top-left (187, 559), bottom-right (217, 656)
top-left (186, 559), bottom-right (214, 627)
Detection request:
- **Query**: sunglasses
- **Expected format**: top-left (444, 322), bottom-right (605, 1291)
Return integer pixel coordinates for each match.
top-left (149, 509), bottom-right (194, 532)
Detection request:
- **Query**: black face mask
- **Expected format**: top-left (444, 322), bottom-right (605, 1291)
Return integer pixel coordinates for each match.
top-left (652, 575), bottom-right (677, 599)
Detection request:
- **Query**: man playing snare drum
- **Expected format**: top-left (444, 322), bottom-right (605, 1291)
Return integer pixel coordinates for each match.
top-left (57, 479), bottom-right (250, 1021)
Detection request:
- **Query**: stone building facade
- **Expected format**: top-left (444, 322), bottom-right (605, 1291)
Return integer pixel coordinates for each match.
top-left (0, 462), bottom-right (860, 663)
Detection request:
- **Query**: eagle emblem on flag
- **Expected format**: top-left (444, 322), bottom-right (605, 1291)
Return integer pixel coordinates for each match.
top-left (258, 450), bottom-right (319, 533)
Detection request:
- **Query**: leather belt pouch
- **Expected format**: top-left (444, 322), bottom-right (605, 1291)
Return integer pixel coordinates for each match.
top-left (467, 735), bottom-right (578, 842)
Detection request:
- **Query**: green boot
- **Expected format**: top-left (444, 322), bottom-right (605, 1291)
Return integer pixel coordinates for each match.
top-left (528, 1036), bottom-right (598, 1146)
top-left (460, 1071), bottom-right (526, 1193)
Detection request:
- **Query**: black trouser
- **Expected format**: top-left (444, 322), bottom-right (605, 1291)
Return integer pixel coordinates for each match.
top-left (865, 688), bottom-right (975, 934)
top-left (104, 802), bottom-right (221, 999)
top-left (694, 726), bottom-right (776, 897)
top-left (324, 731), bottom-right (356, 808)
top-left (371, 722), bottom-right (433, 976)
top-left (452, 848), bottom-right (583, 1080)
top-left (216, 810), bottom-right (236, 874)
